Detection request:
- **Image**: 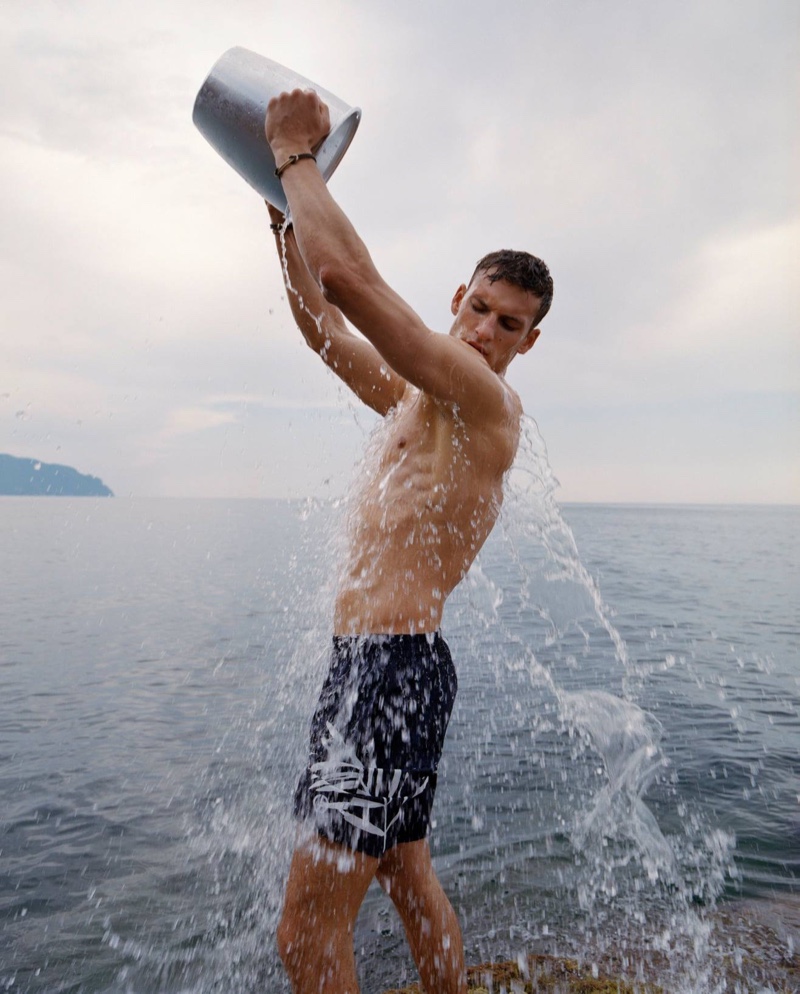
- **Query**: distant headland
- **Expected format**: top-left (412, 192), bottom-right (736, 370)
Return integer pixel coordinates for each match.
top-left (0, 454), bottom-right (113, 497)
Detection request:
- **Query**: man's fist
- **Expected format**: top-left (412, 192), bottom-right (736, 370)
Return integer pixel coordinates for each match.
top-left (265, 89), bottom-right (331, 163)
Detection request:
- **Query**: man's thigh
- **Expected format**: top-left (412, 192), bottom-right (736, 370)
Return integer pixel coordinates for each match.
top-left (375, 838), bottom-right (438, 901)
top-left (281, 831), bottom-right (379, 928)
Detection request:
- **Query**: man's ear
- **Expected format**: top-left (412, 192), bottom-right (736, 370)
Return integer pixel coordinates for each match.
top-left (516, 328), bottom-right (541, 355)
top-left (451, 284), bottom-right (467, 316)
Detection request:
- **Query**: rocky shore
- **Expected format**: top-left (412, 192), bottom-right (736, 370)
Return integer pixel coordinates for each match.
top-left (381, 913), bottom-right (800, 994)
top-left (383, 956), bottom-right (662, 994)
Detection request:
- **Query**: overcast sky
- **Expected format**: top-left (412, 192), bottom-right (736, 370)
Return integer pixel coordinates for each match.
top-left (2, 0), bottom-right (797, 502)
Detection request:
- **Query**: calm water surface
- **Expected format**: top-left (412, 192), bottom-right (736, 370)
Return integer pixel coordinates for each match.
top-left (0, 498), bottom-right (797, 992)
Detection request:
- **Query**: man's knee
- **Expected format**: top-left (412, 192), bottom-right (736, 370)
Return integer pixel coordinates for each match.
top-left (276, 898), bottom-right (305, 970)
top-left (276, 869), bottom-right (340, 963)
top-left (277, 900), bottom-right (337, 984)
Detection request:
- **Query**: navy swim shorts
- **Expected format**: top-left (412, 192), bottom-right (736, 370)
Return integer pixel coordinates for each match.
top-left (294, 632), bottom-right (457, 858)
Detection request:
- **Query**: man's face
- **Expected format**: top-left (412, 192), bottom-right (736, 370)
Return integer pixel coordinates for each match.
top-left (449, 273), bottom-right (542, 374)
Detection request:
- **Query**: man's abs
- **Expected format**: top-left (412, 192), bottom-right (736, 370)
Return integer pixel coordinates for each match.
top-left (333, 393), bottom-right (509, 635)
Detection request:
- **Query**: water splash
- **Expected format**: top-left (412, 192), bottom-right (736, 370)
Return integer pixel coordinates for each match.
top-left (502, 416), bottom-right (629, 670)
top-left (448, 414), bottom-right (745, 990)
top-left (120, 411), bottom-right (753, 993)
top-left (127, 356), bottom-right (754, 990)
top-left (562, 689), bottom-right (674, 884)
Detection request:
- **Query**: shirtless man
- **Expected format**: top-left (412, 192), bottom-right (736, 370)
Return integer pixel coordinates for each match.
top-left (264, 90), bottom-right (553, 994)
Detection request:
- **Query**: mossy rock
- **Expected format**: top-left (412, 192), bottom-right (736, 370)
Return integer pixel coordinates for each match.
top-left (382, 954), bottom-right (664, 993)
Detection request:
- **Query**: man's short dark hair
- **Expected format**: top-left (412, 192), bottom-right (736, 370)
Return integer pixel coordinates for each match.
top-left (470, 249), bottom-right (554, 326)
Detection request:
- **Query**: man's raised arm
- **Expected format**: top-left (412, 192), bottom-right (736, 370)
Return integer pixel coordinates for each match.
top-left (265, 90), bottom-right (513, 424)
top-left (266, 202), bottom-right (405, 416)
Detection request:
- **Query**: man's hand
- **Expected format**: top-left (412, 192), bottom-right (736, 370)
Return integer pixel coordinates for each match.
top-left (265, 89), bottom-right (331, 164)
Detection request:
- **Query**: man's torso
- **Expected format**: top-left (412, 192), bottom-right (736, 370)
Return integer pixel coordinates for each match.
top-left (334, 383), bottom-right (520, 634)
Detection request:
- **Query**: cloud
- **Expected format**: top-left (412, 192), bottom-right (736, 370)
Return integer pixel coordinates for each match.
top-left (160, 405), bottom-right (238, 438)
top-left (635, 219), bottom-right (799, 362)
top-left (522, 217), bottom-right (799, 414)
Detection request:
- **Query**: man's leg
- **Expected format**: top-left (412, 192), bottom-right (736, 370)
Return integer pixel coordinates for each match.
top-left (277, 833), bottom-right (378, 994)
top-left (376, 839), bottom-right (467, 994)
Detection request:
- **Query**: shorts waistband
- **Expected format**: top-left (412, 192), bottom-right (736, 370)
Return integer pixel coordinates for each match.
top-left (332, 631), bottom-right (444, 650)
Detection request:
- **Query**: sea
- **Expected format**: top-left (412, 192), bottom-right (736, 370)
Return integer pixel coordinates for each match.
top-left (1, 438), bottom-right (798, 992)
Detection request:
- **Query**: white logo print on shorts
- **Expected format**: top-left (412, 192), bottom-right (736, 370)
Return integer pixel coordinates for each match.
top-left (308, 723), bottom-right (429, 848)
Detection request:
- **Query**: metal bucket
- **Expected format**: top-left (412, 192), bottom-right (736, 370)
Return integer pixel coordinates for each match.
top-left (192, 47), bottom-right (361, 212)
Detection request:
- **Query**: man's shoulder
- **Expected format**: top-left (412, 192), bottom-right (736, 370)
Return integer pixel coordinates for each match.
top-left (464, 374), bottom-right (523, 431)
top-left (421, 373), bottom-right (522, 426)
top-left (425, 379), bottom-right (521, 465)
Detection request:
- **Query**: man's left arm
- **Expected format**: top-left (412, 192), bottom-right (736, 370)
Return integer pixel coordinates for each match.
top-left (266, 202), bottom-right (405, 416)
